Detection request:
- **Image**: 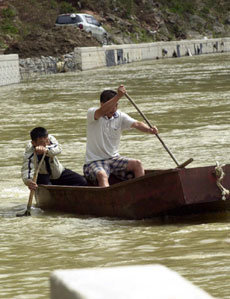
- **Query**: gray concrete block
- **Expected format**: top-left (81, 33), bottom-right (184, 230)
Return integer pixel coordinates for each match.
top-left (0, 54), bottom-right (20, 86)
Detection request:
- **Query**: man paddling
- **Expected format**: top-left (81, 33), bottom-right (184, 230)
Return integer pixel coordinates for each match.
top-left (83, 85), bottom-right (158, 187)
top-left (21, 127), bottom-right (87, 190)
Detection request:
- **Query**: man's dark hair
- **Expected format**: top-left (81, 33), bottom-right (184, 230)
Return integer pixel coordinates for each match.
top-left (30, 127), bottom-right (48, 141)
top-left (100, 90), bottom-right (117, 103)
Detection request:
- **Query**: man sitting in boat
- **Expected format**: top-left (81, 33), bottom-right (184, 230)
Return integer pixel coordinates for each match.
top-left (83, 85), bottom-right (158, 187)
top-left (21, 127), bottom-right (87, 190)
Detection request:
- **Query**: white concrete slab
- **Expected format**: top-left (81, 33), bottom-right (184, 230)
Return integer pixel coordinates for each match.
top-left (0, 54), bottom-right (20, 86)
top-left (50, 264), bottom-right (215, 299)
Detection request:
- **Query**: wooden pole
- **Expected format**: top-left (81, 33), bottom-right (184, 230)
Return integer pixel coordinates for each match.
top-left (124, 93), bottom-right (193, 168)
top-left (17, 152), bottom-right (46, 217)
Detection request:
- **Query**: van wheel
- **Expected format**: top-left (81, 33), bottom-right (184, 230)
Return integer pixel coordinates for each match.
top-left (102, 35), bottom-right (108, 45)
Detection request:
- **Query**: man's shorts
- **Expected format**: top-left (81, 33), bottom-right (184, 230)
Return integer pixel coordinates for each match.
top-left (83, 156), bottom-right (134, 184)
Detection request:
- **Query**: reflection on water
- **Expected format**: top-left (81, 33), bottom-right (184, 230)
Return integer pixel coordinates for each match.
top-left (0, 53), bottom-right (230, 298)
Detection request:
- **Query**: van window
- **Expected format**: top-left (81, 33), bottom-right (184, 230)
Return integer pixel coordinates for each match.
top-left (56, 15), bottom-right (82, 25)
top-left (85, 16), bottom-right (100, 26)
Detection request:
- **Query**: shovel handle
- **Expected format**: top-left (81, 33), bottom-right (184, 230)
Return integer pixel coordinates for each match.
top-left (26, 152), bottom-right (46, 211)
top-left (124, 93), bottom-right (193, 168)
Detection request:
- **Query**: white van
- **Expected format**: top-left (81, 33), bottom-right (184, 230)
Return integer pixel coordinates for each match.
top-left (55, 13), bottom-right (108, 44)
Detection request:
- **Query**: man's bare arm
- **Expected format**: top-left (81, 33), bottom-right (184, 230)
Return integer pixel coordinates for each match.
top-left (94, 85), bottom-right (126, 120)
top-left (131, 121), bottom-right (158, 134)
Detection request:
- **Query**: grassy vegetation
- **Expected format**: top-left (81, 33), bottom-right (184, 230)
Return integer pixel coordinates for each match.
top-left (0, 7), bottom-right (18, 34)
top-left (128, 24), bottom-right (153, 43)
top-left (164, 0), bottom-right (195, 15)
top-left (58, 1), bottom-right (75, 14)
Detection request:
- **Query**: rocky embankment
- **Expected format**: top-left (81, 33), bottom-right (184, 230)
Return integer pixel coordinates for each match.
top-left (19, 52), bottom-right (76, 80)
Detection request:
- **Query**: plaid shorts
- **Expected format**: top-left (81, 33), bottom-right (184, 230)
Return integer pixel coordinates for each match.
top-left (83, 156), bottom-right (134, 183)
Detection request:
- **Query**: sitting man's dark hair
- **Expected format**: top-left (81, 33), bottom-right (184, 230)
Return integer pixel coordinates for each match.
top-left (100, 90), bottom-right (117, 103)
top-left (30, 127), bottom-right (48, 141)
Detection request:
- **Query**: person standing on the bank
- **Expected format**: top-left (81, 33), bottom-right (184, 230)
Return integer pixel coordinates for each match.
top-left (21, 127), bottom-right (87, 190)
top-left (83, 85), bottom-right (158, 187)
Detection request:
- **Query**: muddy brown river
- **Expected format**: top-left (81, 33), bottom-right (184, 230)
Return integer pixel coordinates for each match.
top-left (0, 53), bottom-right (230, 298)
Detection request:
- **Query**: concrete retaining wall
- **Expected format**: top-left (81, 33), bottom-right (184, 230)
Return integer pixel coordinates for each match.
top-left (75, 37), bottom-right (230, 70)
top-left (0, 54), bottom-right (20, 86)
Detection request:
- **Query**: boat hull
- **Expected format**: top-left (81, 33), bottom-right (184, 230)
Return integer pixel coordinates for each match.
top-left (36, 164), bottom-right (230, 219)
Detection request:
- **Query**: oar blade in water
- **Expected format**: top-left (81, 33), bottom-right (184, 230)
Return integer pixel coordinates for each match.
top-left (16, 209), bottom-right (31, 217)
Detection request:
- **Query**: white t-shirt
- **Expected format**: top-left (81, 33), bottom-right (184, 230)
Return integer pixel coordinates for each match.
top-left (85, 107), bottom-right (136, 164)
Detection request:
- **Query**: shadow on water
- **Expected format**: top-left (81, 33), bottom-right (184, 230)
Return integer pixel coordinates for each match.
top-left (157, 210), bottom-right (230, 225)
top-left (2, 203), bottom-right (228, 225)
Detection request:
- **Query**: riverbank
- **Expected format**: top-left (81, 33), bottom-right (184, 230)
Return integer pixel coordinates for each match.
top-left (1, 37), bottom-right (230, 85)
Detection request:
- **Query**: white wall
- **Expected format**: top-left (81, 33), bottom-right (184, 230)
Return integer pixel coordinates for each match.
top-left (75, 37), bottom-right (230, 71)
top-left (0, 54), bottom-right (20, 86)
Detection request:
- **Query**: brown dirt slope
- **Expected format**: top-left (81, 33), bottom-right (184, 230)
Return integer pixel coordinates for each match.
top-left (4, 26), bottom-right (100, 58)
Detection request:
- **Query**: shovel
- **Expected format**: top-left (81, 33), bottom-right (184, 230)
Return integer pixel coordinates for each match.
top-left (17, 152), bottom-right (46, 217)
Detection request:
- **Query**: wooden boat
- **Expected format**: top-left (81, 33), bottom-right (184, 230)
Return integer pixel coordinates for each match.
top-left (35, 164), bottom-right (230, 220)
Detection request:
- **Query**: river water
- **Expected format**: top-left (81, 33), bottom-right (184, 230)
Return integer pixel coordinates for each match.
top-left (0, 53), bottom-right (230, 298)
